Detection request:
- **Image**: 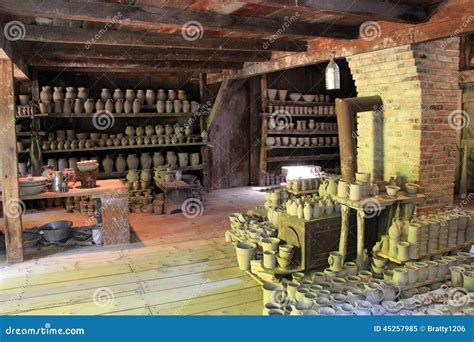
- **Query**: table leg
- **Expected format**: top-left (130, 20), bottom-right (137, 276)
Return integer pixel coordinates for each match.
top-left (338, 205), bottom-right (351, 262)
top-left (97, 194), bottom-right (130, 245)
top-left (356, 209), bottom-right (366, 269)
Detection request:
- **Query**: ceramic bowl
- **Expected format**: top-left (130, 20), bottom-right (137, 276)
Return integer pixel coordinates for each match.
top-left (19, 183), bottom-right (46, 196)
top-left (405, 183), bottom-right (420, 194)
top-left (302, 95), bottom-right (315, 102)
top-left (90, 133), bottom-right (101, 140)
top-left (76, 133), bottom-right (88, 140)
top-left (289, 93), bottom-right (302, 102)
top-left (386, 185), bottom-right (400, 197)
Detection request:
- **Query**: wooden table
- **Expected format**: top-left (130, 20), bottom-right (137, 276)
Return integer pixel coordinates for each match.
top-left (334, 192), bottom-right (426, 268)
top-left (15, 179), bottom-right (130, 246)
top-left (156, 180), bottom-right (191, 215)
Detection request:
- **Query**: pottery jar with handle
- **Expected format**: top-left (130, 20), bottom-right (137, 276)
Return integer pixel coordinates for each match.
top-left (132, 99), bottom-right (141, 114)
top-left (95, 99), bottom-right (104, 112)
top-left (84, 99), bottom-right (94, 114)
top-left (115, 98), bottom-right (123, 114)
top-left (166, 151), bottom-right (177, 167)
top-left (328, 251), bottom-right (343, 272)
top-left (105, 99), bottom-right (114, 113)
top-left (74, 98), bottom-right (84, 114)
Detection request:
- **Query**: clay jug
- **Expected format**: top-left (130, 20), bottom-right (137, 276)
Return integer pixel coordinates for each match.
top-left (176, 90), bottom-right (185, 101)
top-left (165, 100), bottom-right (173, 113)
top-left (304, 202), bottom-right (312, 221)
top-left (113, 88), bottom-right (123, 101)
top-left (115, 98), bottom-right (123, 114)
top-left (115, 155), bottom-right (126, 172)
top-left (201, 130), bottom-right (208, 143)
top-left (53, 87), bottom-right (64, 101)
top-left (100, 88), bottom-right (111, 102)
top-left (125, 125), bottom-right (135, 137)
top-left (388, 217), bottom-right (402, 239)
top-left (190, 153), bottom-right (200, 166)
top-left (74, 98), bottom-right (84, 114)
top-left (132, 98), bottom-right (141, 114)
top-left (140, 152), bottom-right (152, 169)
top-left (155, 125), bottom-right (164, 135)
top-left (312, 201), bottom-right (321, 218)
top-left (174, 100), bottom-right (182, 113)
top-left (136, 90), bottom-right (145, 104)
top-left (125, 89), bottom-right (135, 102)
top-left (145, 89), bottom-right (156, 106)
top-left (145, 125), bottom-right (154, 136)
top-left (65, 87), bottom-right (76, 100)
top-left (102, 155), bottom-right (114, 174)
top-left (84, 99), bottom-right (94, 114)
top-left (157, 89), bottom-right (166, 101)
top-left (168, 89), bottom-right (177, 100)
top-left (326, 199), bottom-right (335, 215)
top-left (53, 100), bottom-right (63, 114)
top-left (153, 152), bottom-right (164, 167)
top-left (124, 99), bottom-right (132, 114)
top-left (177, 153), bottom-right (188, 167)
top-left (77, 87), bottom-right (88, 100)
top-left (40, 86), bottom-right (52, 102)
top-left (95, 99), bottom-right (104, 112)
top-left (166, 151), bottom-right (177, 167)
top-left (318, 181), bottom-right (327, 197)
top-left (325, 178), bottom-right (338, 196)
top-left (127, 154), bottom-right (139, 170)
top-left (165, 124), bottom-right (173, 135)
top-left (136, 126), bottom-right (144, 136)
top-left (156, 100), bottom-right (165, 113)
top-left (182, 100), bottom-right (190, 113)
top-left (126, 169), bottom-right (139, 182)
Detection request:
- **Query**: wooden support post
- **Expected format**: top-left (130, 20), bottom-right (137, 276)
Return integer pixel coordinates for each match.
top-left (207, 76), bottom-right (231, 131)
top-left (0, 58), bottom-right (23, 263)
top-left (459, 146), bottom-right (470, 196)
top-left (338, 205), bottom-right (351, 261)
top-left (356, 209), bottom-right (366, 269)
top-left (258, 74), bottom-right (268, 186)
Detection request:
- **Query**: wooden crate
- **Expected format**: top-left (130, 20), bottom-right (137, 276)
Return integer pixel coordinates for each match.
top-left (278, 212), bottom-right (357, 271)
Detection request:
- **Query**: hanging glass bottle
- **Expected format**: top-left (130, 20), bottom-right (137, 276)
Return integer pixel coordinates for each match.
top-left (325, 52), bottom-right (340, 90)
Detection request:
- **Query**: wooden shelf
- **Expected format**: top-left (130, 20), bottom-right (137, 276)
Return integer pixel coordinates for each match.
top-left (98, 165), bottom-right (204, 179)
top-left (36, 143), bottom-right (207, 154)
top-left (267, 130), bottom-right (338, 135)
top-left (287, 188), bottom-right (319, 195)
top-left (44, 112), bottom-right (209, 118)
top-left (261, 112), bottom-right (336, 118)
top-left (267, 154), bottom-right (340, 163)
top-left (375, 242), bottom-right (472, 265)
top-left (268, 101), bottom-right (334, 106)
top-left (266, 145), bottom-right (338, 150)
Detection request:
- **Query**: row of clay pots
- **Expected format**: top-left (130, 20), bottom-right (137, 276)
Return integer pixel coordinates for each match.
top-left (266, 136), bottom-right (338, 147)
top-left (267, 89), bottom-right (331, 103)
top-left (269, 105), bottom-right (335, 116)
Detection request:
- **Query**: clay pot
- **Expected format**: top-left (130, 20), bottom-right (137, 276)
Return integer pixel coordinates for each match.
top-left (74, 98), bottom-right (84, 114)
top-left (145, 125), bottom-right (154, 136)
top-left (39, 100), bottom-right (51, 114)
top-left (328, 251), bottom-right (343, 272)
top-left (136, 126), bottom-right (144, 136)
top-left (124, 99), bottom-right (132, 114)
top-left (105, 99), bottom-right (114, 113)
top-left (165, 100), bottom-right (173, 113)
top-left (125, 125), bottom-right (136, 137)
top-left (77, 87), bottom-right (88, 101)
top-left (40, 86), bottom-right (53, 102)
top-left (182, 101), bottom-right (190, 113)
top-left (190, 153), bottom-right (200, 166)
top-left (65, 87), bottom-right (76, 100)
top-left (126, 169), bottom-right (139, 183)
top-left (174, 100), bottom-right (182, 113)
top-left (115, 99), bottom-right (123, 114)
top-left (18, 94), bottom-right (30, 105)
top-left (115, 155), bottom-right (126, 172)
top-left (136, 90), bottom-right (145, 104)
top-left (166, 151), bottom-right (177, 167)
top-left (140, 152), bottom-right (152, 169)
top-left (177, 90), bottom-right (186, 101)
top-left (113, 89), bottom-right (123, 101)
top-left (267, 89), bottom-right (277, 101)
top-left (277, 89), bottom-right (287, 101)
top-left (95, 99), bottom-right (104, 112)
top-left (177, 152), bottom-right (188, 167)
top-left (145, 89), bottom-right (156, 106)
top-left (155, 125), bottom-right (164, 135)
top-left (201, 130), bottom-right (208, 143)
top-left (168, 89), bottom-right (176, 100)
top-left (125, 89), bottom-right (135, 102)
top-left (126, 154), bottom-right (139, 170)
top-left (156, 100), bottom-right (165, 113)
top-left (132, 99), bottom-right (141, 114)
top-left (140, 169), bottom-right (152, 184)
top-left (235, 241), bottom-right (255, 271)
top-left (165, 124), bottom-right (173, 135)
top-left (54, 100), bottom-right (63, 114)
top-left (53, 87), bottom-right (64, 101)
top-left (102, 155), bottom-right (114, 174)
top-left (84, 99), bottom-right (94, 114)
top-left (156, 89), bottom-right (165, 101)
top-left (153, 152), bottom-right (164, 167)
top-left (100, 88), bottom-right (111, 102)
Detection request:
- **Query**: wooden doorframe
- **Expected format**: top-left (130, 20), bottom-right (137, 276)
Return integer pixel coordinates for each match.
top-left (0, 58), bottom-right (23, 263)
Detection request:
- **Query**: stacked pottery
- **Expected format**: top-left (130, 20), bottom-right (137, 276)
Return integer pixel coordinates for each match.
top-left (277, 245), bottom-right (294, 270)
top-left (234, 241), bottom-right (256, 271)
top-left (406, 222), bottom-right (421, 260)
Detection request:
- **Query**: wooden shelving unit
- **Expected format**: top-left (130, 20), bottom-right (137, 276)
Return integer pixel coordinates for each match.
top-left (45, 112), bottom-right (209, 118)
top-left (37, 142), bottom-right (207, 154)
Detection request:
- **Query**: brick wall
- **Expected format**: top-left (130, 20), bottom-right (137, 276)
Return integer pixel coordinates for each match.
top-left (346, 38), bottom-right (460, 210)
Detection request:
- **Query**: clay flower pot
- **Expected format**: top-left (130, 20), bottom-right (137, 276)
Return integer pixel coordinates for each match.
top-left (235, 241), bottom-right (256, 271)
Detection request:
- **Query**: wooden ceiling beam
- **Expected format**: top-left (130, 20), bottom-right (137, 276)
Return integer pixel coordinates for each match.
top-left (18, 42), bottom-right (272, 63)
top-left (18, 24), bottom-right (307, 52)
top-left (258, 0), bottom-right (434, 23)
top-left (27, 56), bottom-right (243, 73)
top-left (0, 29), bottom-right (29, 80)
top-left (0, 0), bottom-right (358, 39)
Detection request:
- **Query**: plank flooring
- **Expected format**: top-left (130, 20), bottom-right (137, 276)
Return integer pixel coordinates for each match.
top-left (0, 187), bottom-right (265, 315)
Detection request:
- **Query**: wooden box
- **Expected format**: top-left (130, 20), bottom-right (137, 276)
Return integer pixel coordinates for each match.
top-left (278, 212), bottom-right (357, 271)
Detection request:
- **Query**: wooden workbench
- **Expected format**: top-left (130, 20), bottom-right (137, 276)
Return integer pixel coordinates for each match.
top-left (11, 179), bottom-right (130, 246)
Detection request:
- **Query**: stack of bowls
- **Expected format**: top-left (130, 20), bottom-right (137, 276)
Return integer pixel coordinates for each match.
top-left (277, 244), bottom-right (294, 270)
top-left (417, 220), bottom-right (429, 255)
top-left (427, 218), bottom-right (440, 252)
top-left (407, 222), bottom-right (421, 259)
top-left (447, 214), bottom-right (459, 247)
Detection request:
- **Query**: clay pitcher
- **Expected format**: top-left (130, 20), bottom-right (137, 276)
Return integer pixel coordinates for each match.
top-left (140, 169), bottom-right (152, 184)
top-left (100, 88), bottom-right (111, 102)
top-left (53, 87), bottom-right (64, 101)
top-left (95, 99), bottom-right (104, 112)
top-left (115, 98), bottom-right (124, 114)
top-left (136, 89), bottom-right (145, 104)
top-left (125, 89), bottom-right (135, 102)
top-left (84, 99), bottom-right (94, 114)
top-left (132, 98), bottom-right (141, 114)
top-left (126, 169), bottom-right (139, 183)
top-left (124, 99), bottom-right (132, 114)
top-left (40, 86), bottom-right (52, 102)
top-left (145, 125), bottom-right (154, 136)
top-left (105, 98), bottom-right (114, 113)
